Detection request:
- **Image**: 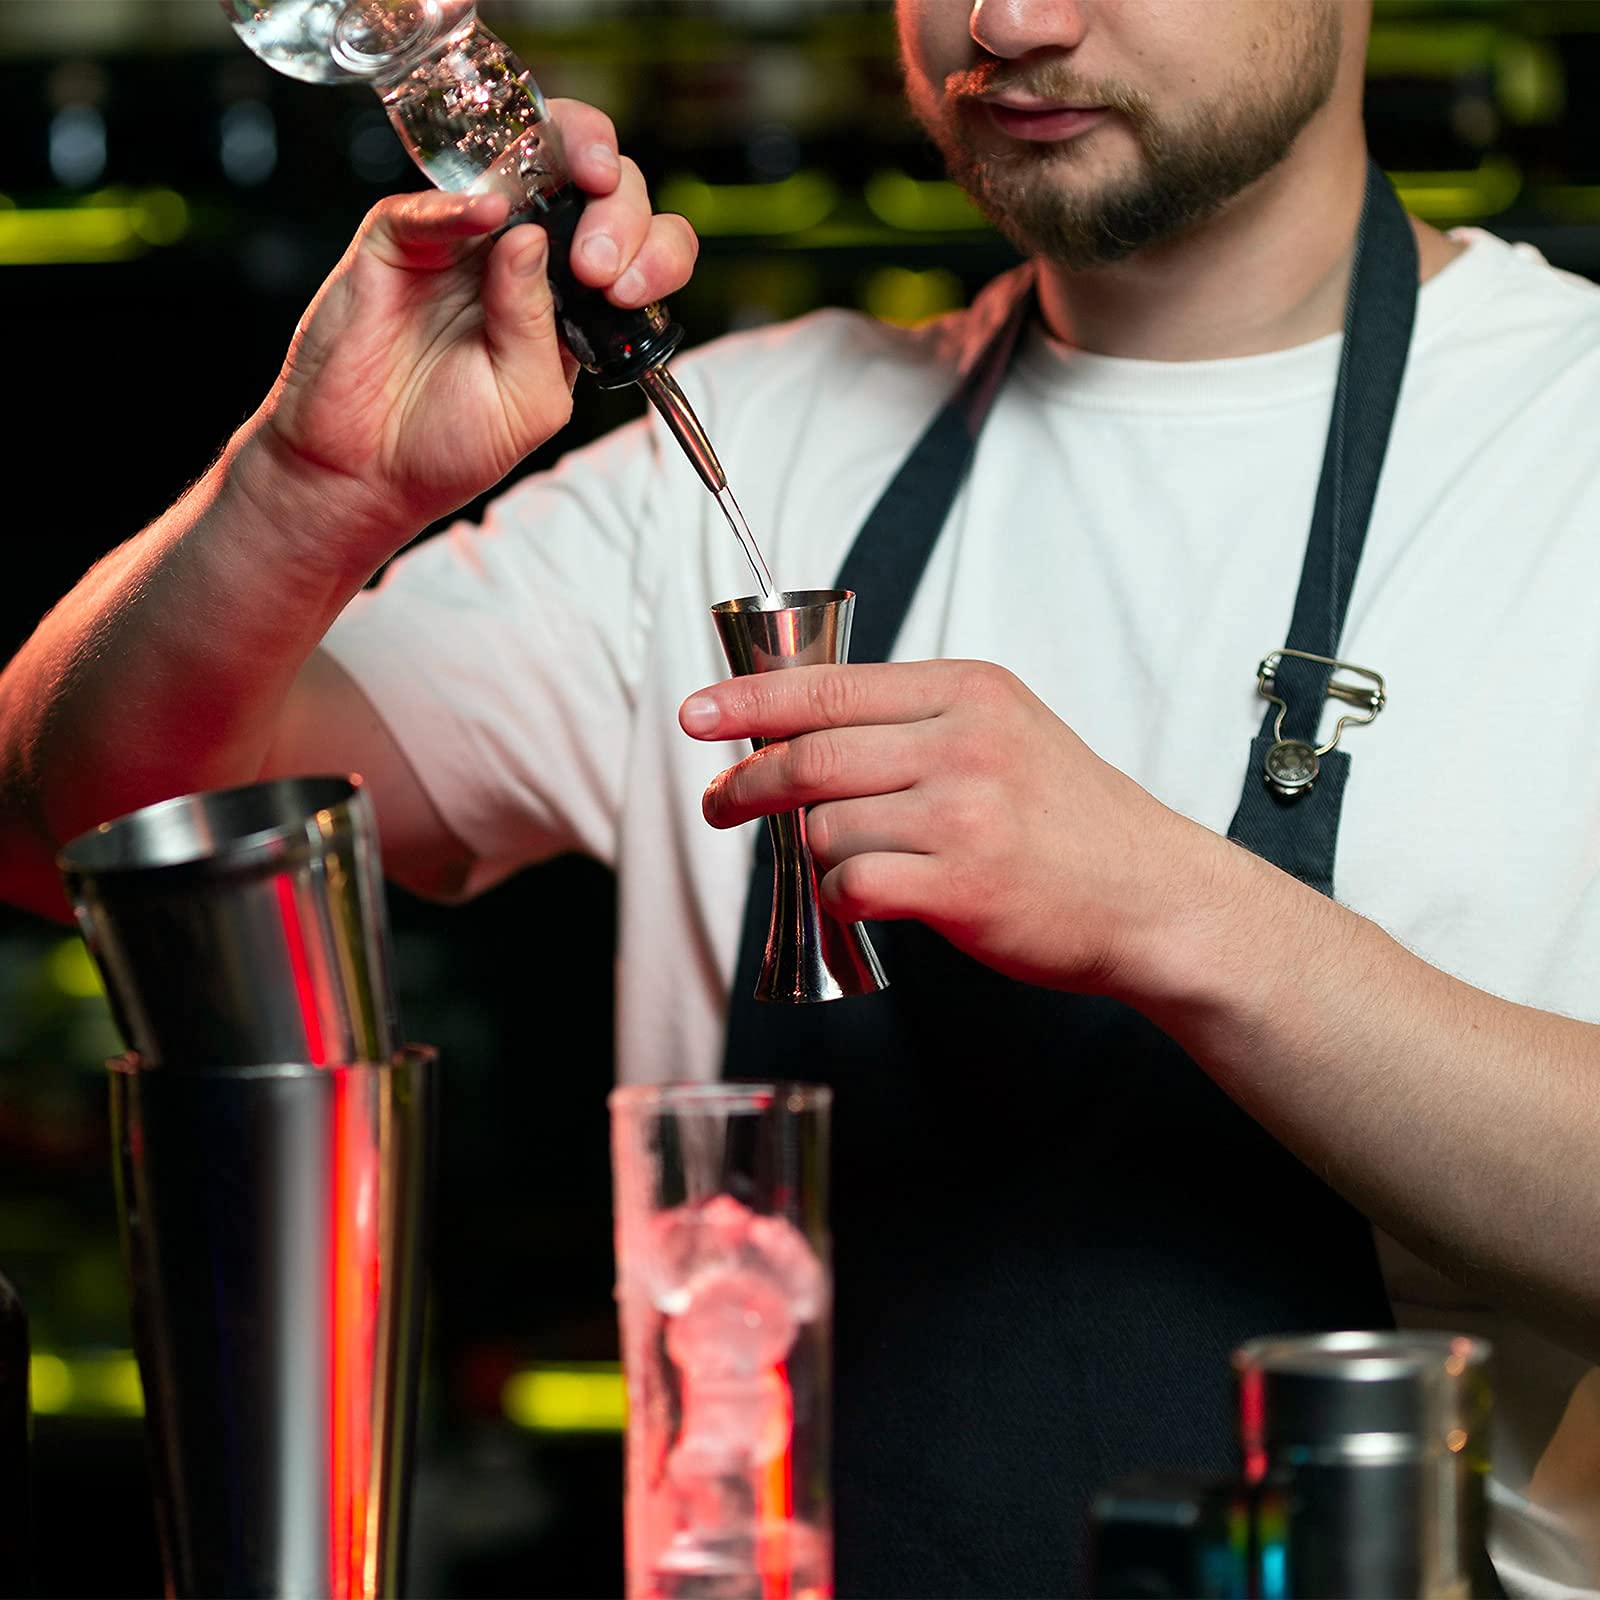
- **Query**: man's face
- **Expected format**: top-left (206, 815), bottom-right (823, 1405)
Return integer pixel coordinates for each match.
top-left (900, 0), bottom-right (1345, 269)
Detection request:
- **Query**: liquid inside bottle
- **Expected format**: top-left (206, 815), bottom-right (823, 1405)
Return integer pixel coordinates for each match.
top-left (377, 16), bottom-right (552, 193)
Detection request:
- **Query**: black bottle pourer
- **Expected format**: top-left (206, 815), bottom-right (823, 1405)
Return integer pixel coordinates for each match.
top-left (512, 182), bottom-right (685, 389)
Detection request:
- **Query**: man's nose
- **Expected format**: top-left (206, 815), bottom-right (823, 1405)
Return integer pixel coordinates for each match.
top-left (969, 0), bottom-right (1089, 60)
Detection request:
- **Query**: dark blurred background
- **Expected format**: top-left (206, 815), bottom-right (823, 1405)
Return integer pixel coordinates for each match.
top-left (0, 0), bottom-right (1596, 1592)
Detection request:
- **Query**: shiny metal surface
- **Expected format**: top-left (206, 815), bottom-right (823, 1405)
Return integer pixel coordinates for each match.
top-left (1234, 1330), bottom-right (1494, 1599)
top-left (712, 590), bottom-right (888, 1003)
top-left (59, 775), bottom-right (399, 1068)
top-left (1255, 648), bottom-right (1387, 757)
top-left (110, 1047), bottom-right (434, 1600)
top-left (638, 364), bottom-right (726, 495)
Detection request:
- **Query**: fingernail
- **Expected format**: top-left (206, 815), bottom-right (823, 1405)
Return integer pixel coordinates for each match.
top-left (587, 142), bottom-right (620, 174)
top-left (582, 233), bottom-right (620, 274)
top-left (681, 695), bottom-right (720, 734)
top-left (615, 266), bottom-right (644, 302)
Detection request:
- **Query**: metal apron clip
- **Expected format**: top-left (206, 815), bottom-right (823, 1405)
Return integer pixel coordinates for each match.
top-left (1256, 648), bottom-right (1386, 798)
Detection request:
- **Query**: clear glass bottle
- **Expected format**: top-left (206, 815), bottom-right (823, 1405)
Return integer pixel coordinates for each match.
top-left (222, 0), bottom-right (683, 386)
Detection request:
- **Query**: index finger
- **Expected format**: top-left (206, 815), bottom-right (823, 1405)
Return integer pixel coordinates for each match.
top-left (548, 99), bottom-right (623, 197)
top-left (679, 662), bottom-right (963, 742)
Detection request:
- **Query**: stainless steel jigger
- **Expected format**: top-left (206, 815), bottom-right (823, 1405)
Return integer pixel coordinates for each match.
top-left (58, 774), bottom-right (398, 1067)
top-left (712, 589), bottom-right (889, 1003)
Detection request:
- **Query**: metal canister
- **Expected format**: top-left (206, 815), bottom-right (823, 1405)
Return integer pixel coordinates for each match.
top-left (111, 1046), bottom-right (435, 1598)
top-left (58, 774), bottom-right (399, 1068)
top-left (1233, 1330), bottom-right (1494, 1598)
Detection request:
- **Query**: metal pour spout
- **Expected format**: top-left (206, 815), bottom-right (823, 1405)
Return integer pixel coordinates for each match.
top-left (638, 364), bottom-right (726, 495)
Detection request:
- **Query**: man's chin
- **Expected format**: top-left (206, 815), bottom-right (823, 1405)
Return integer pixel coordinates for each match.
top-left (963, 173), bottom-right (1163, 270)
top-left (972, 164), bottom-right (1151, 238)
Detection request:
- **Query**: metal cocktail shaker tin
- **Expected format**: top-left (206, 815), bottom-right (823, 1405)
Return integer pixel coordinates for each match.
top-left (58, 774), bottom-right (399, 1068)
top-left (59, 775), bottom-right (428, 1598)
top-left (111, 1047), bottom-right (435, 1598)
top-left (1233, 1330), bottom-right (1495, 1598)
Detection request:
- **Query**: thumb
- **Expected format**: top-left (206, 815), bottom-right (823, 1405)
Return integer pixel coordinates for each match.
top-left (481, 224), bottom-right (576, 430)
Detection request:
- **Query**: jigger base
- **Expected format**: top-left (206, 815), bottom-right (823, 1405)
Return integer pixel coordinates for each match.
top-left (756, 807), bottom-right (887, 1003)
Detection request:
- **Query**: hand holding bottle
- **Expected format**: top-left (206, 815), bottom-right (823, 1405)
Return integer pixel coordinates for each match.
top-left (241, 99), bottom-right (698, 575)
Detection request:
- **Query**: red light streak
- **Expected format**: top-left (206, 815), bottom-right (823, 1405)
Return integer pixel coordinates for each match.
top-left (329, 1072), bottom-right (353, 1598)
top-left (275, 874), bottom-right (326, 1066)
top-left (758, 1364), bottom-right (796, 1600)
top-left (328, 1070), bottom-right (382, 1598)
top-left (1238, 1367), bottom-right (1267, 1485)
top-left (278, 877), bottom-right (385, 1595)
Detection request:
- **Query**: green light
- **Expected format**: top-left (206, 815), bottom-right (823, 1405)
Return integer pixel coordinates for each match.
top-left (30, 1351), bottom-right (143, 1418)
top-left (132, 188), bottom-right (190, 247)
top-left (1365, 21), bottom-right (1563, 126)
top-left (864, 171), bottom-right (987, 234)
top-left (0, 189), bottom-right (190, 267)
top-left (31, 1351), bottom-right (623, 1432)
top-left (1388, 157), bottom-right (1520, 224)
top-left (28, 1354), bottom-right (71, 1414)
top-left (656, 172), bottom-right (837, 238)
top-left (47, 937), bottom-right (102, 1000)
top-left (862, 266), bottom-right (964, 327)
top-left (1366, 21), bottom-right (1500, 77)
top-left (1495, 38), bottom-right (1564, 125)
top-left (501, 1362), bottom-right (625, 1433)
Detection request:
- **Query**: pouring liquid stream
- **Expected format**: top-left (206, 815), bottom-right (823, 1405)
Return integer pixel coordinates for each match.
top-left (715, 485), bottom-right (778, 606)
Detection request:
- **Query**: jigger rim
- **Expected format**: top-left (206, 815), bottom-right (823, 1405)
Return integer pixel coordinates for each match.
top-left (58, 772), bottom-right (369, 880)
top-left (107, 1042), bottom-right (438, 1079)
top-left (711, 589), bottom-right (854, 617)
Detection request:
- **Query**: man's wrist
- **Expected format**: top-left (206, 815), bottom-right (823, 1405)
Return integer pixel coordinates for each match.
top-left (1109, 816), bottom-right (1330, 1056)
top-left (219, 417), bottom-right (413, 594)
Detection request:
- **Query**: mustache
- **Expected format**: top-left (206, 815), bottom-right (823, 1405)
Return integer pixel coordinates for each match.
top-left (944, 58), bottom-right (1151, 123)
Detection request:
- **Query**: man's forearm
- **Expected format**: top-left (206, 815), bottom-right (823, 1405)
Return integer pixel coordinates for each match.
top-left (0, 423), bottom-right (379, 919)
top-left (1137, 827), bottom-right (1600, 1359)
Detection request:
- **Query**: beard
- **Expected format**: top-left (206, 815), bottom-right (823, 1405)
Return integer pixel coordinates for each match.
top-left (914, 10), bottom-right (1343, 271)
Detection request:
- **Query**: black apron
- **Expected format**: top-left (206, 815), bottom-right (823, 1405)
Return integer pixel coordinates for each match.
top-left (723, 161), bottom-right (1418, 1597)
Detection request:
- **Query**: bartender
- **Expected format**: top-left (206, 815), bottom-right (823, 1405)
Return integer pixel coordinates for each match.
top-left (3, 1), bottom-right (1599, 1593)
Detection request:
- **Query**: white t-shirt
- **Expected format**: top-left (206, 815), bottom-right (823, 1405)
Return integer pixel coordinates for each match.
top-left (324, 229), bottom-right (1600, 1594)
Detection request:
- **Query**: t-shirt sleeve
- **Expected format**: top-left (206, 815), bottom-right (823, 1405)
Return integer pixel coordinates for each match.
top-left (320, 411), bottom-right (679, 894)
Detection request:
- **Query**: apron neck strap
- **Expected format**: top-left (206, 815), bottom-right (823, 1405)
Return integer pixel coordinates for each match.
top-left (835, 269), bottom-right (1036, 667)
top-left (1265, 158), bottom-right (1419, 728)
